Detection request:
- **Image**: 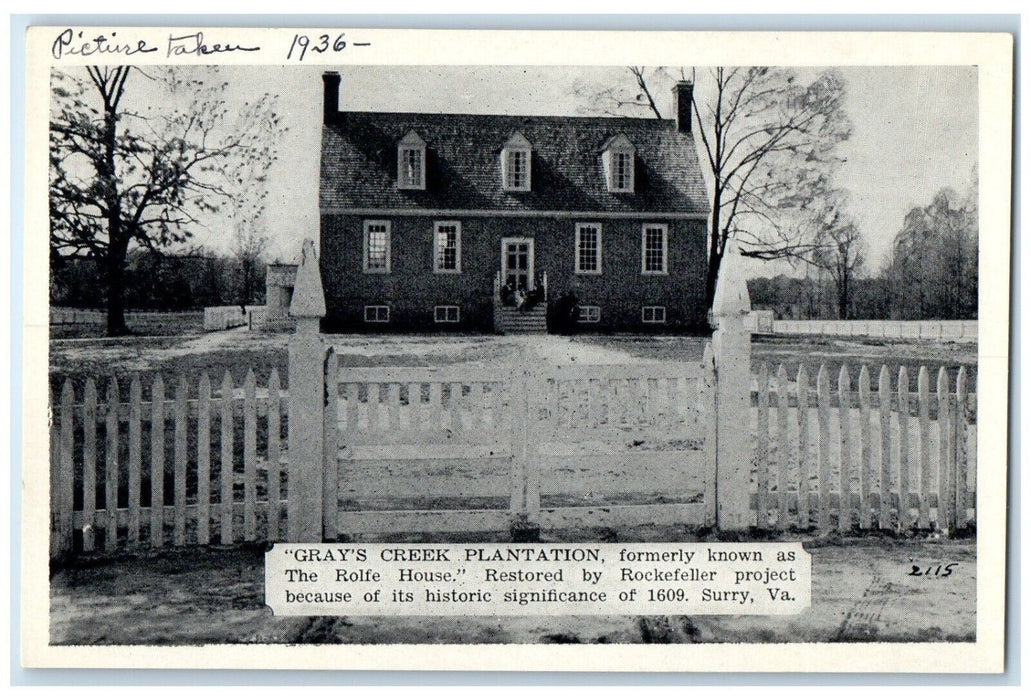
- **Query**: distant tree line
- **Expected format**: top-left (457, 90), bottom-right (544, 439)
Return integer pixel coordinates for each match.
top-left (881, 184), bottom-right (978, 320)
top-left (749, 181), bottom-right (978, 321)
top-left (50, 247), bottom-right (268, 311)
top-left (749, 274), bottom-right (890, 321)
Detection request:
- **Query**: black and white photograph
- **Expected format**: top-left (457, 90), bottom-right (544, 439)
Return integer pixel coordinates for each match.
top-left (20, 27), bottom-right (1011, 672)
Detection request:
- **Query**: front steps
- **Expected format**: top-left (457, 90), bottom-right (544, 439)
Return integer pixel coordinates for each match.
top-left (496, 305), bottom-right (547, 334)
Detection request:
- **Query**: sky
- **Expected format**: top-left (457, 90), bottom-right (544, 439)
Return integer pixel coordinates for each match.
top-left (57, 64), bottom-right (979, 275)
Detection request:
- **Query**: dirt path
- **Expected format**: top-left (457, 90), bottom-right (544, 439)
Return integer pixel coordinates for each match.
top-left (518, 335), bottom-right (642, 365)
top-left (324, 334), bottom-right (641, 366)
top-left (325, 335), bottom-right (518, 359)
top-left (50, 537), bottom-right (975, 645)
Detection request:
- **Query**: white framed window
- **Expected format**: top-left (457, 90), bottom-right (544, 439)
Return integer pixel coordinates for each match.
top-left (363, 220), bottom-right (391, 273)
top-left (578, 305), bottom-right (601, 323)
top-left (603, 134), bottom-right (635, 193)
top-left (642, 306), bottom-right (667, 324)
top-left (364, 305), bottom-right (390, 323)
top-left (433, 221), bottom-right (461, 273)
top-left (612, 151), bottom-right (633, 191)
top-left (434, 305), bottom-right (460, 323)
top-left (641, 223), bottom-right (668, 275)
top-left (397, 131), bottom-right (426, 190)
top-left (506, 150), bottom-right (529, 190)
top-left (575, 223), bottom-right (602, 275)
top-left (501, 132), bottom-right (532, 192)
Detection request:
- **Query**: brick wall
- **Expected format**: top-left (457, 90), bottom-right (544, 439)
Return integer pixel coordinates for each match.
top-left (320, 213), bottom-right (708, 332)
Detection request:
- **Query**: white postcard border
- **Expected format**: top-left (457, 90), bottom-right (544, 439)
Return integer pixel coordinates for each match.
top-left (20, 26), bottom-right (1012, 673)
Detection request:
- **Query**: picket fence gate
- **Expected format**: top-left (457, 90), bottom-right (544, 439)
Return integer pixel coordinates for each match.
top-left (323, 350), bottom-right (717, 538)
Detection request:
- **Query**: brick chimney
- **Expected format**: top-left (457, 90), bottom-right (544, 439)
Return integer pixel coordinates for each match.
top-left (672, 80), bottom-right (693, 133)
top-left (322, 71), bottom-right (340, 124)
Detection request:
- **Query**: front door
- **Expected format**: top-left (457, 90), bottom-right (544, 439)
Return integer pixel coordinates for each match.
top-left (502, 238), bottom-right (534, 291)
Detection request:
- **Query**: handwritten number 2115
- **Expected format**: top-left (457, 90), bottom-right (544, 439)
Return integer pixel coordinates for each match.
top-left (908, 563), bottom-right (958, 578)
top-left (287, 34), bottom-right (347, 61)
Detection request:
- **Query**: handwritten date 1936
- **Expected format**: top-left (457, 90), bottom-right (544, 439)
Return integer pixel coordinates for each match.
top-left (286, 33), bottom-right (371, 62)
top-left (907, 562), bottom-right (959, 578)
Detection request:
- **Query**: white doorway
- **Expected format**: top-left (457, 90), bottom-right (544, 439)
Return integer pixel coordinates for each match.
top-left (501, 237), bottom-right (534, 291)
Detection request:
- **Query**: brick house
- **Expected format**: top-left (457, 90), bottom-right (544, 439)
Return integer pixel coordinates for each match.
top-left (318, 71), bottom-right (710, 333)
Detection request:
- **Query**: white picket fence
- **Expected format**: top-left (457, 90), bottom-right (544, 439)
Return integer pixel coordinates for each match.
top-left (49, 370), bottom-right (286, 557)
top-left (753, 362), bottom-right (975, 532)
top-left (49, 359), bottom-right (976, 558)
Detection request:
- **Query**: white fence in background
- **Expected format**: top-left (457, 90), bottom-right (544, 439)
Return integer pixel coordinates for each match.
top-left (747, 310), bottom-right (775, 333)
top-left (203, 306), bottom-right (265, 331)
top-left (51, 307), bottom-right (200, 326)
top-left (247, 307), bottom-right (269, 330)
top-left (51, 308), bottom-right (107, 324)
top-left (770, 319), bottom-right (977, 341)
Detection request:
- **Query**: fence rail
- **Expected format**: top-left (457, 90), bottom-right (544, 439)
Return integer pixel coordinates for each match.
top-left (753, 362), bottom-right (974, 531)
top-left (770, 319), bottom-right (977, 341)
top-left (49, 369), bottom-right (287, 558)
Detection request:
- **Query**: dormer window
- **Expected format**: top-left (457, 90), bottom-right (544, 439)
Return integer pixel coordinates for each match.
top-left (603, 134), bottom-right (635, 193)
top-left (397, 131), bottom-right (426, 190)
top-left (501, 132), bottom-right (532, 192)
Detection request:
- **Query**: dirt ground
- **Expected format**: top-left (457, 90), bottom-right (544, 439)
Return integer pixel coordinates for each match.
top-left (577, 335), bottom-right (978, 391)
top-left (49, 329), bottom-right (978, 390)
top-left (50, 532), bottom-right (975, 645)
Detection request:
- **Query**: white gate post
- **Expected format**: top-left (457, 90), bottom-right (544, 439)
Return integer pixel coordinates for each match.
top-left (711, 241), bottom-right (753, 531)
top-left (287, 240), bottom-right (327, 541)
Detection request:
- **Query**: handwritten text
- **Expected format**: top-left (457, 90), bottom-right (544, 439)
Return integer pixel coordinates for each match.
top-left (286, 33), bottom-right (370, 62)
top-left (52, 29), bottom-right (158, 60)
top-left (166, 32), bottom-right (261, 58)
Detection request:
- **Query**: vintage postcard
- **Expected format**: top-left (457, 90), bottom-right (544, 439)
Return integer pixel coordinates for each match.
top-left (20, 26), bottom-right (1012, 672)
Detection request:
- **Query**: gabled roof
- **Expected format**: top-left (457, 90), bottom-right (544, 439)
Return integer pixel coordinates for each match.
top-left (601, 133), bottom-right (635, 152)
top-left (503, 131), bottom-right (532, 150)
top-left (320, 111), bottom-right (710, 214)
top-left (398, 130), bottom-right (426, 147)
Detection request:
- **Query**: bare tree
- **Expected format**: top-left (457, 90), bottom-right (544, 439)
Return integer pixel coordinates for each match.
top-left (586, 67), bottom-right (852, 307)
top-left (49, 66), bottom-right (285, 335)
top-left (233, 220), bottom-right (269, 310)
top-left (810, 200), bottom-right (866, 320)
top-left (583, 66), bottom-right (671, 119)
